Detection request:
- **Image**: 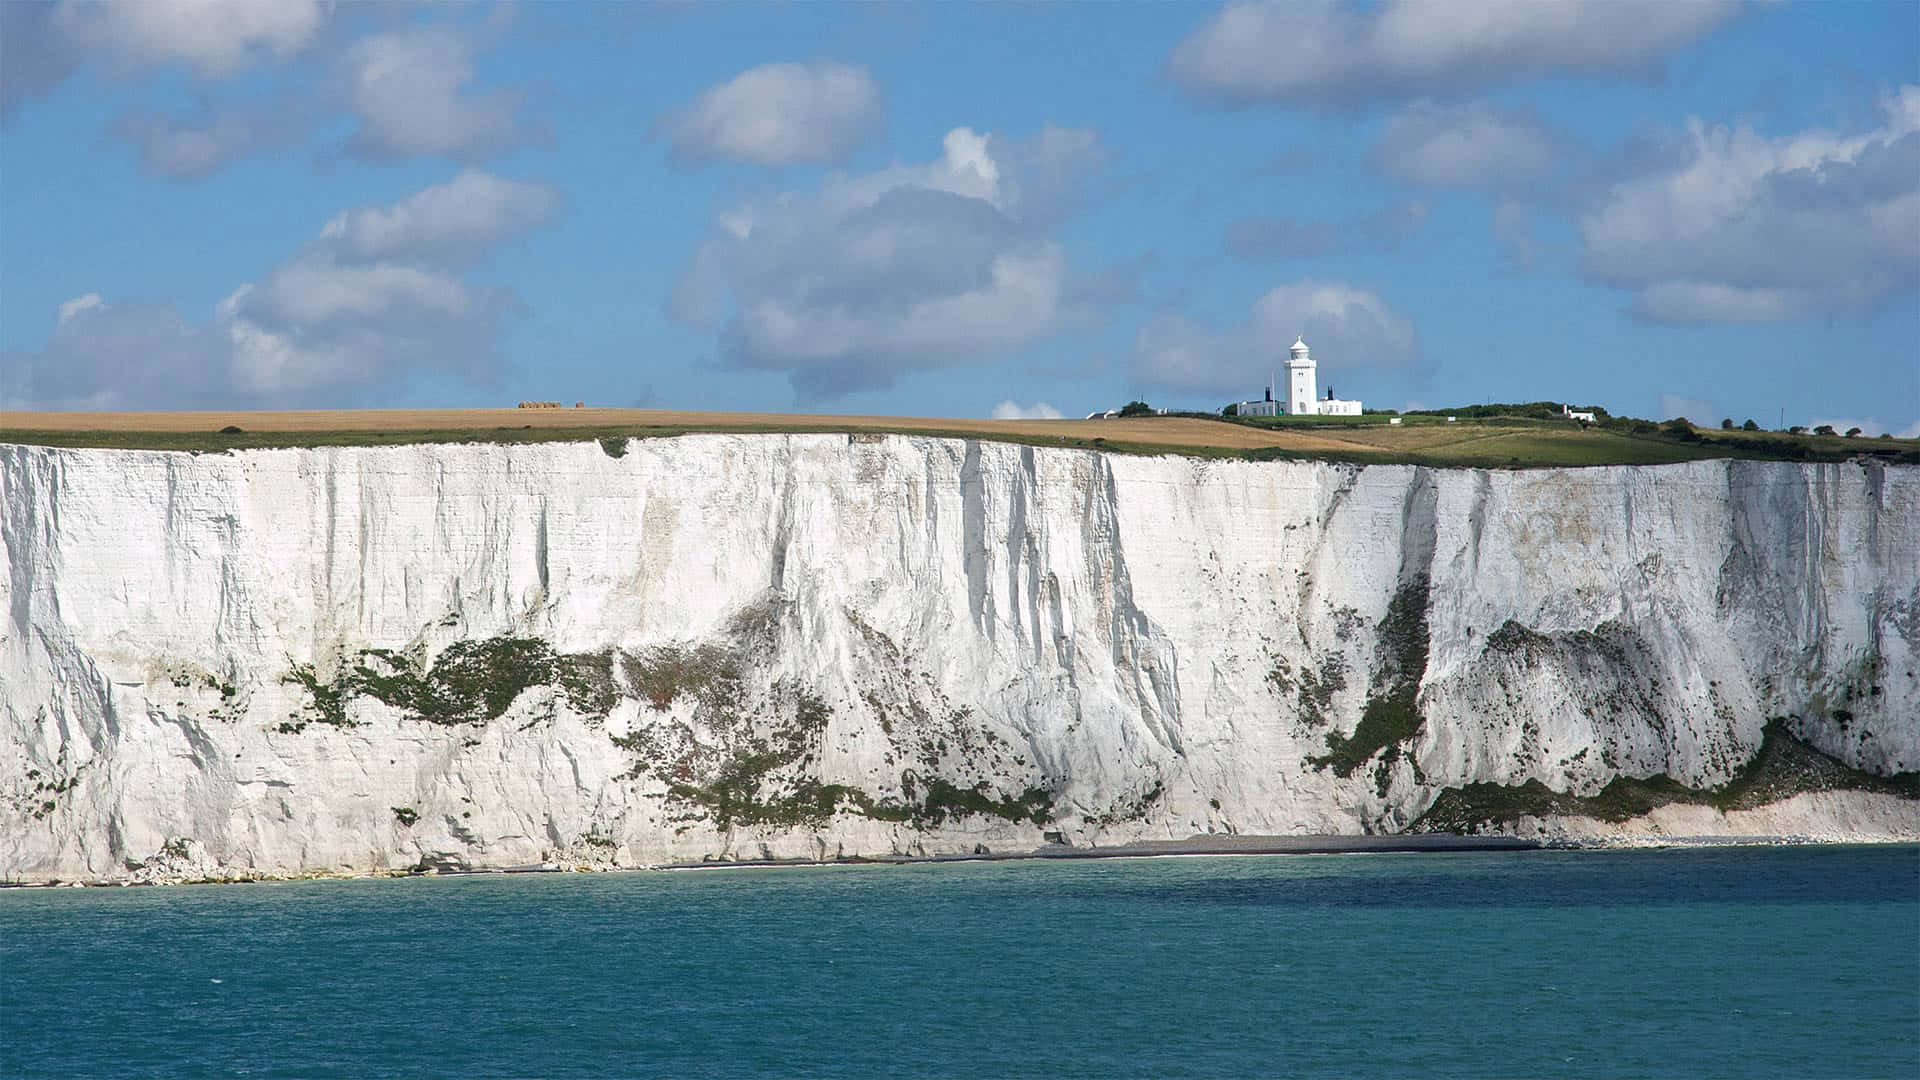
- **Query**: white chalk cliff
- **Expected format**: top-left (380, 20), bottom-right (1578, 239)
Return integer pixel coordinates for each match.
top-left (2, 436), bottom-right (1915, 882)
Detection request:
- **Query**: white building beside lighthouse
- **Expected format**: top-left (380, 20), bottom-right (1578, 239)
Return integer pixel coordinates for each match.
top-left (1233, 337), bottom-right (1363, 417)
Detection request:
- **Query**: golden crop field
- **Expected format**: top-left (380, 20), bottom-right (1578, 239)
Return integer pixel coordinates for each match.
top-left (1, 408), bottom-right (1363, 452)
top-left (1, 407), bottom-right (1910, 467)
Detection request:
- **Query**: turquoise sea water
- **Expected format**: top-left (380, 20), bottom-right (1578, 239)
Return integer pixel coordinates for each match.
top-left (3, 846), bottom-right (1916, 1079)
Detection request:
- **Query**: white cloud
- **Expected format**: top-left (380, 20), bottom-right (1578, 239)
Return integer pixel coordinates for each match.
top-left (1583, 86), bottom-right (1920, 324)
top-left (1169, 0), bottom-right (1738, 104)
top-left (115, 99), bottom-right (306, 179)
top-left (668, 62), bottom-right (881, 166)
top-left (1135, 281), bottom-right (1420, 397)
top-left (1, 4), bottom-right (80, 121)
top-left (318, 170), bottom-right (559, 265)
top-left (2, 172), bottom-right (552, 409)
top-left (218, 261), bottom-right (504, 396)
top-left (991, 400), bottom-right (1064, 420)
top-left (3, 297), bottom-right (228, 411)
top-left (5, 0), bottom-right (326, 125)
top-left (342, 24), bottom-right (531, 161)
top-left (1658, 393), bottom-right (1717, 425)
top-left (1376, 102), bottom-right (1556, 188)
top-left (672, 125), bottom-right (1107, 398)
top-left (56, 293), bottom-right (105, 326)
top-left (53, 0), bottom-right (327, 78)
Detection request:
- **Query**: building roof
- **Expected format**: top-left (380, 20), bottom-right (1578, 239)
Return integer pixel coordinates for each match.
top-left (1290, 336), bottom-right (1310, 357)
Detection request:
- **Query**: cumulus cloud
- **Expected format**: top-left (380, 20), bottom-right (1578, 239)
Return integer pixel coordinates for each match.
top-left (4, 0), bottom-right (327, 124)
top-left (667, 61), bottom-right (881, 166)
top-left (5, 4), bottom-right (542, 176)
top-left (991, 400), bottom-right (1065, 421)
top-left (2, 296), bottom-right (231, 411)
top-left (1658, 393), bottom-right (1717, 426)
top-left (1376, 102), bottom-right (1557, 188)
top-left (53, 0), bottom-right (328, 78)
top-left (0, 4), bottom-right (80, 121)
top-left (1169, 0), bottom-right (1739, 104)
top-left (217, 262), bottom-right (506, 397)
top-left (318, 170), bottom-right (559, 265)
top-left (1134, 281), bottom-right (1420, 397)
top-left (671, 125), bottom-right (1107, 399)
top-left (341, 24), bottom-right (533, 161)
top-left (1225, 201), bottom-right (1428, 259)
top-left (1582, 86), bottom-right (1920, 324)
top-left (1, 171), bottom-right (553, 410)
top-left (115, 98), bottom-right (309, 179)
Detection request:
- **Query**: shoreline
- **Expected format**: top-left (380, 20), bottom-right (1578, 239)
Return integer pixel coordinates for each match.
top-left (12, 831), bottom-right (1916, 889)
top-left (656, 831), bottom-right (1541, 871)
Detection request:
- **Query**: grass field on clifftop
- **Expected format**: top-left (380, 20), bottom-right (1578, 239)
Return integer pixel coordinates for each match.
top-left (3, 407), bottom-right (1914, 468)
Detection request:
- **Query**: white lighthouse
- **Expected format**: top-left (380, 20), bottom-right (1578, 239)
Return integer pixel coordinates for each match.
top-left (1228, 336), bottom-right (1363, 418)
top-left (1285, 336), bottom-right (1316, 415)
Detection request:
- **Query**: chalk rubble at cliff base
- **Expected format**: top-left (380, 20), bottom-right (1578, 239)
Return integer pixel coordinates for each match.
top-left (2, 435), bottom-right (1915, 884)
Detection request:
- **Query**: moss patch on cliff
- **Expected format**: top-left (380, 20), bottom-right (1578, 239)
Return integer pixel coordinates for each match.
top-left (1413, 719), bottom-right (1920, 833)
top-left (614, 607), bottom-right (1054, 832)
top-left (281, 638), bottom-right (618, 728)
top-left (622, 643), bottom-right (743, 713)
top-left (1310, 577), bottom-right (1430, 778)
top-left (280, 664), bottom-right (353, 729)
top-left (650, 682), bottom-right (1054, 830)
top-left (1272, 654), bottom-right (1346, 728)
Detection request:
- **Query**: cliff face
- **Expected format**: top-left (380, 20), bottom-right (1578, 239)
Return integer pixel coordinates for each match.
top-left (2, 436), bottom-right (1914, 881)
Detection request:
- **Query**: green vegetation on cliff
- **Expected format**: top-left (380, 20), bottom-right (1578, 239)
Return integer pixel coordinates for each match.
top-left (1413, 719), bottom-right (1920, 833)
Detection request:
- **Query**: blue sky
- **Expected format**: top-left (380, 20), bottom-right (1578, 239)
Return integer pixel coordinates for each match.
top-left (3, 1), bottom-right (1916, 434)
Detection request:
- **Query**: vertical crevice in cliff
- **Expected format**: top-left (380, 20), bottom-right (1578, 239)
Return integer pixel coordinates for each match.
top-left (1005, 447), bottom-right (1030, 649)
top-left (1463, 469), bottom-right (1493, 581)
top-left (1, 448), bottom-right (48, 638)
top-left (1088, 453), bottom-right (1182, 758)
top-left (1309, 468), bottom-right (1438, 785)
top-left (768, 453), bottom-right (797, 594)
top-left (1008, 446), bottom-right (1047, 662)
top-left (534, 497), bottom-right (551, 598)
top-left (960, 441), bottom-right (995, 639)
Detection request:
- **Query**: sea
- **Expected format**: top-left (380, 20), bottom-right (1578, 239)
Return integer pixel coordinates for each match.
top-left (2, 845), bottom-right (1915, 1079)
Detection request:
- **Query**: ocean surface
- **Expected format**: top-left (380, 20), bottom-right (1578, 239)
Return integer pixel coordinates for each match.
top-left (3, 845), bottom-right (1915, 1079)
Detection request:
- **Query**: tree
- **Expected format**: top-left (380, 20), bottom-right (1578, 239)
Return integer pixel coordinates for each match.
top-left (1118, 401), bottom-right (1154, 417)
top-left (1846, 427), bottom-right (1862, 438)
top-left (1789, 426), bottom-right (1807, 435)
top-left (1742, 419), bottom-right (1759, 431)
top-left (1222, 403), bottom-right (1239, 417)
top-left (1720, 418), bottom-right (1734, 430)
top-left (1813, 424), bottom-right (1836, 436)
top-left (1662, 417), bottom-right (1700, 442)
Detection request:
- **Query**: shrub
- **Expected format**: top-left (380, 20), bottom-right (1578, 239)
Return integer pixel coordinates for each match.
top-left (1661, 418), bottom-right (1699, 442)
top-left (1813, 424), bottom-right (1836, 436)
top-left (1846, 427), bottom-right (1862, 438)
top-left (1720, 418), bottom-right (1733, 430)
top-left (1118, 401), bottom-right (1154, 417)
top-left (1742, 419), bottom-right (1759, 431)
